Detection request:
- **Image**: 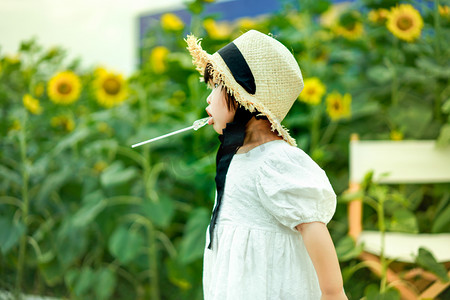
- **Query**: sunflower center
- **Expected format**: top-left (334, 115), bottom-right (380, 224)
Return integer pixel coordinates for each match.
top-left (307, 88), bottom-right (316, 95)
top-left (333, 101), bottom-right (342, 111)
top-left (103, 78), bottom-right (120, 95)
top-left (57, 82), bottom-right (72, 95)
top-left (397, 16), bottom-right (413, 31)
top-left (345, 23), bottom-right (356, 30)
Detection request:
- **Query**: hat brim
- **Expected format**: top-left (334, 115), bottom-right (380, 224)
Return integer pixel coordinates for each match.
top-left (185, 34), bottom-right (297, 147)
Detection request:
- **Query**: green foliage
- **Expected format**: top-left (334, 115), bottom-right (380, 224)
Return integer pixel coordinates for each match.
top-left (416, 248), bottom-right (450, 283)
top-left (1, 0), bottom-right (449, 299)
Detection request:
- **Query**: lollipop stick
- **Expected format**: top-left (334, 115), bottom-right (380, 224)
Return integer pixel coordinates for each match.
top-left (131, 125), bottom-right (194, 148)
top-left (130, 117), bottom-right (211, 148)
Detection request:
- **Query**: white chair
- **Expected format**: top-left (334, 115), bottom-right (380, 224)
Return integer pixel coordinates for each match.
top-left (346, 133), bottom-right (450, 299)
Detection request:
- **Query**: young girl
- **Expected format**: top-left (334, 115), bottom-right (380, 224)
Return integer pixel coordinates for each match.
top-left (186, 30), bottom-right (347, 300)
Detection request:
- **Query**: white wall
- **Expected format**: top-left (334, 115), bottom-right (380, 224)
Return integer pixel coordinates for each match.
top-left (0, 0), bottom-right (185, 76)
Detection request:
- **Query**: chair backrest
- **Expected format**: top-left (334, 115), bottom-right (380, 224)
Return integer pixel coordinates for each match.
top-left (349, 134), bottom-right (450, 184)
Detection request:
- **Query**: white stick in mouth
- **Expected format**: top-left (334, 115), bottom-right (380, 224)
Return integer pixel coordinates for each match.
top-left (131, 117), bottom-right (211, 148)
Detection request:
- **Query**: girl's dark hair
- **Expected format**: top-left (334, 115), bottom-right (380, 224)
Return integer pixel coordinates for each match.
top-left (203, 62), bottom-right (268, 120)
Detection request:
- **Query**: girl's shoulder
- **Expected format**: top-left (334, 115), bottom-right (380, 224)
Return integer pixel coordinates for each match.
top-left (258, 140), bottom-right (329, 180)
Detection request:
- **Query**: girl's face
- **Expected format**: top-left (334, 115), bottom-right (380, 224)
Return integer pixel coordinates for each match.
top-left (205, 82), bottom-right (236, 135)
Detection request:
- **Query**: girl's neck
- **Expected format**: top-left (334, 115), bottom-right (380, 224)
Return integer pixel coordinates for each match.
top-left (238, 117), bottom-right (283, 151)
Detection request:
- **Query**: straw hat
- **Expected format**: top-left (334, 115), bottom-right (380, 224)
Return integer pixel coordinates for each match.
top-left (185, 29), bottom-right (304, 147)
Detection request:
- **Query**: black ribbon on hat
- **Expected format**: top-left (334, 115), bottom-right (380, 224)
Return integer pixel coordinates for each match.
top-left (218, 42), bottom-right (256, 95)
top-left (207, 106), bottom-right (256, 250)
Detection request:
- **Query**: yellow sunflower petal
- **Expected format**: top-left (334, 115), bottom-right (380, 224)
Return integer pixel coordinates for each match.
top-left (161, 13), bottom-right (184, 31)
top-left (298, 77), bottom-right (326, 105)
top-left (23, 94), bottom-right (43, 115)
top-left (203, 19), bottom-right (232, 40)
top-left (94, 70), bottom-right (128, 108)
top-left (386, 4), bottom-right (423, 42)
top-left (390, 130), bottom-right (404, 140)
top-left (439, 5), bottom-right (450, 18)
top-left (149, 46), bottom-right (170, 74)
top-left (47, 71), bottom-right (82, 105)
top-left (51, 115), bottom-right (75, 132)
top-left (333, 22), bottom-right (364, 40)
top-left (326, 91), bottom-right (352, 120)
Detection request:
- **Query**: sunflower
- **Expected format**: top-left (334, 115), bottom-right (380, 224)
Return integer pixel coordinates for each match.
top-left (319, 3), bottom-right (351, 27)
top-left (47, 71), bottom-right (81, 105)
top-left (386, 4), bottom-right (424, 42)
top-left (149, 46), bottom-right (170, 74)
top-left (298, 77), bottom-right (326, 105)
top-left (203, 19), bottom-right (232, 40)
top-left (326, 92), bottom-right (352, 120)
top-left (51, 115), bottom-right (75, 132)
top-left (368, 8), bottom-right (390, 23)
top-left (333, 21), bottom-right (364, 40)
top-left (439, 5), bottom-right (450, 18)
top-left (94, 70), bottom-right (128, 108)
top-left (161, 13), bottom-right (184, 31)
top-left (94, 66), bottom-right (108, 77)
top-left (390, 130), bottom-right (403, 141)
top-left (237, 17), bottom-right (257, 31)
top-left (23, 94), bottom-right (43, 115)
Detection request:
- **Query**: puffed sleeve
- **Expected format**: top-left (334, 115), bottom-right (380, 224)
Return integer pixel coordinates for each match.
top-left (255, 146), bottom-right (337, 232)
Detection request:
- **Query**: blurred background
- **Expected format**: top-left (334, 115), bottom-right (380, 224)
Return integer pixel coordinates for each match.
top-left (1, 0), bottom-right (449, 299)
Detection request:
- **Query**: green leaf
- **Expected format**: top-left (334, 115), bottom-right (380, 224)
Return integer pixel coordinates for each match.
top-left (416, 57), bottom-right (450, 78)
top-left (340, 189), bottom-right (364, 203)
top-left (335, 236), bottom-right (363, 262)
top-left (35, 165), bottom-right (73, 208)
top-left (52, 127), bottom-right (90, 156)
top-left (432, 204), bottom-right (450, 233)
top-left (95, 268), bottom-right (117, 300)
top-left (39, 257), bottom-right (65, 286)
top-left (367, 65), bottom-right (393, 84)
top-left (0, 165), bottom-right (21, 186)
top-left (74, 267), bottom-right (96, 297)
top-left (141, 196), bottom-right (175, 228)
top-left (56, 219), bottom-right (88, 268)
top-left (365, 284), bottom-right (400, 300)
top-left (0, 217), bottom-right (25, 254)
top-left (387, 209), bottom-right (418, 233)
top-left (442, 98), bottom-right (450, 114)
top-left (178, 207), bottom-right (210, 264)
top-left (388, 104), bottom-right (432, 139)
top-left (437, 124), bottom-right (450, 148)
top-left (72, 192), bottom-right (107, 227)
top-left (108, 225), bottom-right (144, 264)
top-left (415, 247), bottom-right (449, 282)
top-left (100, 161), bottom-right (138, 187)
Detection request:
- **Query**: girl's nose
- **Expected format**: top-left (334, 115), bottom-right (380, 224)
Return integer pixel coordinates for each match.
top-left (206, 97), bottom-right (211, 104)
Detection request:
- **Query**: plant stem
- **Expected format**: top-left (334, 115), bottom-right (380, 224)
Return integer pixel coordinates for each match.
top-left (309, 105), bottom-right (322, 153)
top-left (377, 197), bottom-right (387, 293)
top-left (434, 0), bottom-right (443, 123)
top-left (434, 0), bottom-right (442, 61)
top-left (15, 113), bottom-right (30, 298)
top-left (319, 120), bottom-right (338, 146)
top-left (147, 222), bottom-right (159, 300)
top-left (391, 38), bottom-right (399, 107)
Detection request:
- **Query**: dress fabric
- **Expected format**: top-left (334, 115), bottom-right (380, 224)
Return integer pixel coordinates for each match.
top-left (203, 140), bottom-right (338, 300)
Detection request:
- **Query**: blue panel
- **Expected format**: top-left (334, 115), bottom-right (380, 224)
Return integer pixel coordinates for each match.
top-left (138, 0), bottom-right (298, 45)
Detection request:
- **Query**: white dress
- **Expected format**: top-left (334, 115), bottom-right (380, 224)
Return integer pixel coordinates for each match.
top-left (203, 139), bottom-right (338, 300)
